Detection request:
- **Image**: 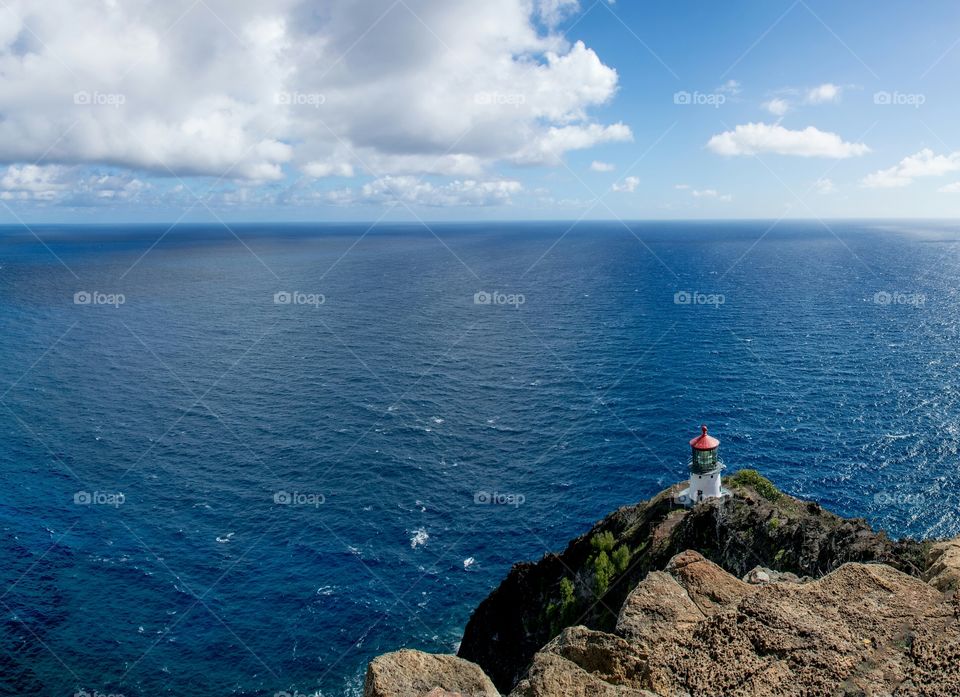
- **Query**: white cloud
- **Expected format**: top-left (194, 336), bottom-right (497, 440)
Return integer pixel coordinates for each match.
top-left (301, 161), bottom-right (355, 179)
top-left (717, 79), bottom-right (742, 96)
top-left (707, 122), bottom-right (870, 158)
top-left (326, 176), bottom-right (522, 207)
top-left (0, 164), bottom-right (148, 204)
top-left (862, 149), bottom-right (960, 188)
top-left (611, 176), bottom-right (639, 193)
top-left (763, 98), bottom-right (790, 116)
top-left (813, 177), bottom-right (836, 194)
top-left (806, 83), bottom-right (842, 104)
top-left (938, 181), bottom-right (960, 193)
top-left (513, 122), bottom-right (632, 165)
top-left (691, 188), bottom-right (732, 202)
top-left (536, 0), bottom-right (580, 26)
top-left (674, 183), bottom-right (690, 190)
top-left (590, 160), bottom-right (615, 172)
top-left (0, 0), bottom-right (626, 200)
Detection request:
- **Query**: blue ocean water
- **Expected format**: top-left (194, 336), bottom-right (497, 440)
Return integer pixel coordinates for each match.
top-left (1, 220), bottom-right (959, 696)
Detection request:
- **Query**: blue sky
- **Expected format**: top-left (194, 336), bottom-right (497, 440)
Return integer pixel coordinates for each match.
top-left (1, 0), bottom-right (959, 222)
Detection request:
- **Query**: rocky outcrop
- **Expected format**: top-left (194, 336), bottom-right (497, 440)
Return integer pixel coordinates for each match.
top-left (508, 626), bottom-right (655, 697)
top-left (458, 472), bottom-right (929, 692)
top-left (635, 552), bottom-right (959, 696)
top-left (365, 472), bottom-right (960, 696)
top-left (364, 650), bottom-right (499, 697)
top-left (924, 538), bottom-right (960, 591)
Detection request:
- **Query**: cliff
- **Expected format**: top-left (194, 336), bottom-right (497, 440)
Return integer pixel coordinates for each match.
top-left (364, 472), bottom-right (960, 697)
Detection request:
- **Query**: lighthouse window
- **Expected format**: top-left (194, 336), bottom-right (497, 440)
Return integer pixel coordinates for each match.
top-left (694, 450), bottom-right (716, 468)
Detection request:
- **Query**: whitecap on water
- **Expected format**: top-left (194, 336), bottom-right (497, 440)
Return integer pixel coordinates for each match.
top-left (215, 533), bottom-right (234, 543)
top-left (410, 527), bottom-right (428, 549)
top-left (463, 557), bottom-right (475, 569)
top-left (432, 417), bottom-right (444, 424)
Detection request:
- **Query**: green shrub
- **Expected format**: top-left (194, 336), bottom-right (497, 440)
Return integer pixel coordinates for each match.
top-left (546, 576), bottom-right (577, 636)
top-left (728, 469), bottom-right (782, 502)
top-left (558, 577), bottom-right (575, 607)
top-left (611, 545), bottom-right (631, 574)
top-left (593, 550), bottom-right (615, 596)
top-left (591, 530), bottom-right (616, 553)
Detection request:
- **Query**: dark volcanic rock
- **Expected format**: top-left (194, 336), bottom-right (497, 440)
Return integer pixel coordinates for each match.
top-left (458, 472), bottom-right (929, 693)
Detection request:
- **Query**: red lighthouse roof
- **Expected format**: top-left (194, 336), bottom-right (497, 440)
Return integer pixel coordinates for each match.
top-left (689, 424), bottom-right (720, 450)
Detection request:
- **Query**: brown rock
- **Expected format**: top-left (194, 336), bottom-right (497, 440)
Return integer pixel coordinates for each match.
top-left (509, 626), bottom-right (656, 697)
top-left (364, 650), bottom-right (499, 697)
top-left (616, 571), bottom-right (704, 645)
top-left (742, 566), bottom-right (809, 585)
top-left (662, 550), bottom-right (756, 615)
top-left (924, 537), bottom-right (960, 591)
top-left (643, 560), bottom-right (956, 696)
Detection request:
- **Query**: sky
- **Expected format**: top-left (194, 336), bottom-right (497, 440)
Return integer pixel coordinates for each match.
top-left (1, 0), bottom-right (959, 223)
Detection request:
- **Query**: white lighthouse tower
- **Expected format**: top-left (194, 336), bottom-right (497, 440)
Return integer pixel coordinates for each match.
top-left (677, 425), bottom-right (730, 506)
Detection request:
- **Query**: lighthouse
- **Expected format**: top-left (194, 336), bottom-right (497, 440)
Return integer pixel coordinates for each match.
top-left (676, 425), bottom-right (730, 506)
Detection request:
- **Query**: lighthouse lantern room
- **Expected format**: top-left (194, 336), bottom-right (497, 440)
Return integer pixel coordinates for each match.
top-left (676, 424), bottom-right (731, 506)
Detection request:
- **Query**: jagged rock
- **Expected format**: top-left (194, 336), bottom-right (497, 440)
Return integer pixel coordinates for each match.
top-left (644, 560), bottom-right (956, 696)
top-left (364, 650), bottom-right (499, 697)
top-left (663, 550), bottom-right (756, 614)
top-left (924, 537), bottom-right (960, 591)
top-left (742, 565), bottom-right (808, 585)
top-left (617, 551), bottom-right (752, 646)
top-left (509, 626), bottom-right (656, 697)
top-left (615, 571), bottom-right (704, 645)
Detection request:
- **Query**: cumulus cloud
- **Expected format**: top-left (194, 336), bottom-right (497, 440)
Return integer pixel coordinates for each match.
top-left (611, 176), bottom-right (639, 193)
top-left (0, 0), bottom-right (627, 205)
top-left (590, 160), bottom-right (615, 172)
top-left (806, 83), bottom-right (842, 104)
top-left (861, 149), bottom-right (960, 188)
top-left (707, 122), bottom-right (870, 158)
top-left (536, 0), bottom-right (580, 27)
top-left (763, 98), bottom-right (790, 116)
top-left (513, 122), bottom-right (632, 165)
top-left (938, 181), bottom-right (960, 193)
top-left (301, 161), bottom-right (356, 179)
top-left (691, 188), bottom-right (732, 202)
top-left (813, 177), bottom-right (836, 194)
top-left (0, 164), bottom-right (148, 204)
top-left (325, 176), bottom-right (522, 207)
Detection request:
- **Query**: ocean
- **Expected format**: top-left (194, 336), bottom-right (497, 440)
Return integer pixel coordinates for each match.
top-left (1, 220), bottom-right (958, 696)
